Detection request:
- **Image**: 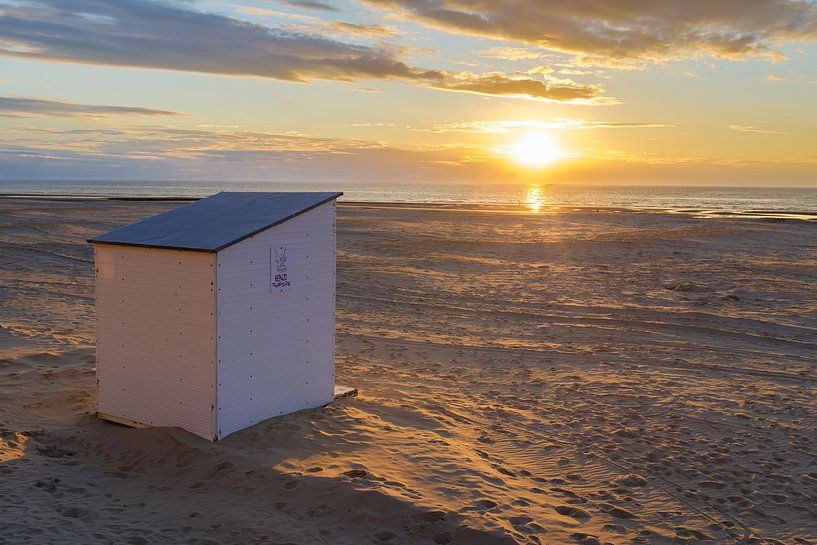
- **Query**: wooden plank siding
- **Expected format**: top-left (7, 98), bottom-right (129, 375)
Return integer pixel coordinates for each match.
top-left (94, 198), bottom-right (338, 441)
top-left (95, 244), bottom-right (217, 440)
top-left (215, 201), bottom-right (336, 439)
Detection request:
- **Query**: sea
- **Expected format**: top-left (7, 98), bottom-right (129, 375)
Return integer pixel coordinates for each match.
top-left (1, 180), bottom-right (816, 220)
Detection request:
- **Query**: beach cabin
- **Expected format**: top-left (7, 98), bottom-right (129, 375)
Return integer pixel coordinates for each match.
top-left (88, 192), bottom-right (344, 441)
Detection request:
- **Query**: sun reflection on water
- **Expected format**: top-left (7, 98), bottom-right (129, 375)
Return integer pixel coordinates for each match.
top-left (524, 186), bottom-right (548, 212)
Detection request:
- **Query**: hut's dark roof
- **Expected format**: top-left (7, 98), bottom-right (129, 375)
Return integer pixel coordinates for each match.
top-left (89, 191), bottom-right (342, 252)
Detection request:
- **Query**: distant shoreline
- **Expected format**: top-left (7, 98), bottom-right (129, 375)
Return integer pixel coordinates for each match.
top-left (1, 193), bottom-right (815, 222)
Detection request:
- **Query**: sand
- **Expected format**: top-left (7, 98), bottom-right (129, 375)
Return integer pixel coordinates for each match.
top-left (1, 197), bottom-right (816, 545)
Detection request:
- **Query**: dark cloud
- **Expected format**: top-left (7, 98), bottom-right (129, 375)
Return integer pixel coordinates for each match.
top-left (425, 72), bottom-right (602, 102)
top-left (0, 97), bottom-right (181, 118)
top-left (279, 0), bottom-right (340, 12)
top-left (423, 119), bottom-right (672, 133)
top-left (6, 124), bottom-right (385, 156)
top-left (0, 124), bottom-right (494, 181)
top-left (0, 0), bottom-right (605, 102)
top-left (323, 21), bottom-right (400, 37)
top-left (365, 0), bottom-right (817, 63)
top-left (0, 0), bottom-right (416, 82)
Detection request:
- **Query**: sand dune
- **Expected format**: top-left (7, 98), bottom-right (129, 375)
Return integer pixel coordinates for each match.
top-left (1, 198), bottom-right (816, 544)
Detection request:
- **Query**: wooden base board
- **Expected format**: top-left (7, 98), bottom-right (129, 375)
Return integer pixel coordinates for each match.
top-left (99, 388), bottom-right (358, 431)
top-left (333, 385), bottom-right (358, 399)
top-left (97, 411), bottom-right (149, 429)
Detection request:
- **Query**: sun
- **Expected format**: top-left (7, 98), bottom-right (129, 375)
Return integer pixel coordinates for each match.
top-left (510, 132), bottom-right (563, 169)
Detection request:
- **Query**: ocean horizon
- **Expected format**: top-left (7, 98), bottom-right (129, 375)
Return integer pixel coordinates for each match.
top-left (2, 180), bottom-right (816, 219)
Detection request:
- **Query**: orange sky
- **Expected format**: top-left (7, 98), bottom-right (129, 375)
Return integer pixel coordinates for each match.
top-left (0, 0), bottom-right (815, 185)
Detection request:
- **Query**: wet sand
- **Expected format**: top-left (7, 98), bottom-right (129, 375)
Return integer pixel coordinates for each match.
top-left (1, 198), bottom-right (816, 545)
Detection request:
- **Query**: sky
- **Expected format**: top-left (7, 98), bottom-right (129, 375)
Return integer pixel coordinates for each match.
top-left (0, 0), bottom-right (816, 186)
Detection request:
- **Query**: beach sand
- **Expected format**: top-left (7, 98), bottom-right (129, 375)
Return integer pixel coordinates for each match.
top-left (1, 198), bottom-right (816, 545)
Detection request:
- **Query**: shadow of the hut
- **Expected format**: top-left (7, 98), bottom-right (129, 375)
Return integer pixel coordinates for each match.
top-left (1, 406), bottom-right (517, 545)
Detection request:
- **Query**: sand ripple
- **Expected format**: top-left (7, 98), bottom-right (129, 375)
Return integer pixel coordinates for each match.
top-left (1, 199), bottom-right (816, 544)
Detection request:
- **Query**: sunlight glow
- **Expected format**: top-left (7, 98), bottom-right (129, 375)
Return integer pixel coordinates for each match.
top-left (510, 132), bottom-right (564, 169)
top-left (524, 185), bottom-right (547, 212)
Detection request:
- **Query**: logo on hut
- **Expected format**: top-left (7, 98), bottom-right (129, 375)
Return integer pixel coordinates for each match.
top-left (273, 245), bottom-right (291, 289)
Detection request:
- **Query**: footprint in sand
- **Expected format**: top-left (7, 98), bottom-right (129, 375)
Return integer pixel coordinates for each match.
top-left (726, 495), bottom-right (753, 508)
top-left (60, 506), bottom-right (96, 522)
top-left (601, 524), bottom-right (627, 534)
top-left (343, 468), bottom-right (368, 479)
top-left (768, 493), bottom-right (788, 504)
top-left (416, 510), bottom-right (446, 522)
top-left (433, 531), bottom-right (452, 544)
top-left (601, 504), bottom-right (637, 520)
top-left (699, 480), bottom-right (726, 489)
top-left (374, 530), bottom-right (397, 541)
top-left (570, 532), bottom-right (602, 545)
top-left (554, 505), bottom-right (591, 521)
top-left (473, 499), bottom-right (498, 511)
top-left (35, 478), bottom-right (61, 493)
top-left (209, 461), bottom-right (234, 477)
top-left (35, 444), bottom-right (76, 459)
top-left (617, 474), bottom-right (647, 487)
top-left (675, 527), bottom-right (713, 541)
top-left (508, 516), bottom-right (540, 534)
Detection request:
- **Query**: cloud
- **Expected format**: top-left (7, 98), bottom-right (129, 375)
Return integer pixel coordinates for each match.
top-left (729, 124), bottom-right (786, 134)
top-left (422, 71), bottom-right (606, 103)
top-left (0, 0), bottom-right (417, 82)
top-left (237, 6), bottom-right (322, 21)
top-left (278, 0), bottom-right (340, 11)
top-left (478, 47), bottom-right (544, 60)
top-left (0, 123), bottom-right (497, 181)
top-left (0, 96), bottom-right (182, 118)
top-left (559, 69), bottom-right (593, 76)
top-left (364, 0), bottom-right (817, 65)
top-left (3, 127), bottom-right (814, 186)
top-left (763, 74), bottom-right (785, 81)
top-left (422, 119), bottom-right (672, 133)
top-left (6, 124), bottom-right (384, 156)
top-left (1, 121), bottom-right (813, 185)
top-left (321, 21), bottom-right (401, 37)
top-left (346, 122), bottom-right (396, 127)
top-left (0, 0), bottom-right (605, 102)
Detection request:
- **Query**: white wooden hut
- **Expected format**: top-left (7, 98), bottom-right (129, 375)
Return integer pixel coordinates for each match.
top-left (89, 191), bottom-right (347, 440)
